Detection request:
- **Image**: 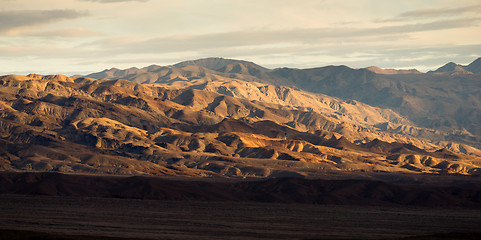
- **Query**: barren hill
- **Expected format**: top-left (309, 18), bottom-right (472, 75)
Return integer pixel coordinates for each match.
top-left (85, 57), bottom-right (481, 150)
top-left (2, 74), bottom-right (480, 177)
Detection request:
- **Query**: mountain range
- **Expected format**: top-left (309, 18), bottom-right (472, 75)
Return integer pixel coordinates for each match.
top-left (429, 57), bottom-right (481, 74)
top-left (86, 57), bottom-right (481, 148)
top-left (1, 57), bottom-right (481, 179)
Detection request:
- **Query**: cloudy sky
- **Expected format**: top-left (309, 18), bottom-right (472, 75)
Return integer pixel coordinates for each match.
top-left (1, 0), bottom-right (480, 75)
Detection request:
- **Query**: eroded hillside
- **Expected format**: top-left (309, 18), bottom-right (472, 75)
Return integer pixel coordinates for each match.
top-left (86, 58), bottom-right (481, 150)
top-left (1, 74), bottom-right (481, 177)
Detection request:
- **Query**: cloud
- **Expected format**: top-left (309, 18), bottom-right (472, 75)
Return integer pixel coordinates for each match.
top-left (2, 37), bottom-right (479, 75)
top-left (23, 28), bottom-right (102, 38)
top-left (1, 1), bottom-right (480, 75)
top-left (88, 17), bottom-right (481, 56)
top-left (335, 44), bottom-right (481, 71)
top-left (399, 5), bottom-right (481, 18)
top-left (0, 10), bottom-right (89, 34)
top-left (78, 0), bottom-right (148, 2)
top-left (75, 15), bottom-right (481, 72)
top-left (196, 44), bottom-right (481, 72)
top-left (377, 4), bottom-right (481, 22)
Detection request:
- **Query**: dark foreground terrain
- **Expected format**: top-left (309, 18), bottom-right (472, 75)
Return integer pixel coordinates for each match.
top-left (1, 194), bottom-right (481, 240)
top-left (1, 172), bottom-right (481, 207)
top-left (1, 172), bottom-right (481, 239)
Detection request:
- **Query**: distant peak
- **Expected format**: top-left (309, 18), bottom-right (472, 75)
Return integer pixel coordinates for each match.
top-left (438, 62), bottom-right (458, 70)
top-left (365, 66), bottom-right (421, 75)
top-left (469, 57), bottom-right (481, 64)
top-left (366, 66), bottom-right (382, 70)
top-left (26, 73), bottom-right (44, 79)
top-left (430, 61), bottom-right (468, 74)
top-left (143, 64), bottom-right (162, 71)
top-left (173, 57), bottom-right (267, 71)
top-left (429, 57), bottom-right (481, 74)
top-left (466, 57), bottom-right (481, 73)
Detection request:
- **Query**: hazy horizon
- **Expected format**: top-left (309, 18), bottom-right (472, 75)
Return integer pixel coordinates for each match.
top-left (2, 55), bottom-right (481, 77)
top-left (1, 0), bottom-right (480, 75)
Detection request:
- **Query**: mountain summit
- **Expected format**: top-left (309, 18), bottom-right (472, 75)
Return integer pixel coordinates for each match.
top-left (429, 57), bottom-right (481, 74)
top-left (466, 57), bottom-right (481, 73)
top-left (364, 66), bottom-right (421, 75)
top-left (173, 57), bottom-right (267, 72)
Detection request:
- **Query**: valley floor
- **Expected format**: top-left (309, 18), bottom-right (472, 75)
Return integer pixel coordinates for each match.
top-left (1, 194), bottom-right (481, 240)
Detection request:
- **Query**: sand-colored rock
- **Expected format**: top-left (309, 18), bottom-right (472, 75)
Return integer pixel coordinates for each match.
top-left (1, 73), bottom-right (481, 178)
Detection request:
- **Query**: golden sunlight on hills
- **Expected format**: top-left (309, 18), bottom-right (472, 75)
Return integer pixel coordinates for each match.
top-left (1, 73), bottom-right (480, 178)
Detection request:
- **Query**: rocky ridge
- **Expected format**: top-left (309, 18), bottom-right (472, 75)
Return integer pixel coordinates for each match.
top-left (86, 58), bottom-right (481, 150)
top-left (1, 73), bottom-right (481, 177)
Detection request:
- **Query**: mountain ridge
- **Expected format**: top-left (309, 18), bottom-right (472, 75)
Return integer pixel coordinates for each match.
top-left (86, 57), bottom-right (481, 79)
top-left (429, 57), bottom-right (481, 74)
top-left (83, 57), bottom-right (481, 150)
top-left (364, 66), bottom-right (422, 75)
top-left (2, 73), bottom-right (481, 178)
top-left (173, 57), bottom-right (268, 72)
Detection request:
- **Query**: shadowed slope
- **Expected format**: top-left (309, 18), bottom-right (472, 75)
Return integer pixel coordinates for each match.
top-left (84, 58), bottom-right (481, 150)
top-left (1, 172), bottom-right (481, 207)
top-left (2, 74), bottom-right (481, 177)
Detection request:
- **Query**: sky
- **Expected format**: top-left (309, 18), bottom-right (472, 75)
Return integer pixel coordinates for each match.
top-left (0, 0), bottom-right (480, 75)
